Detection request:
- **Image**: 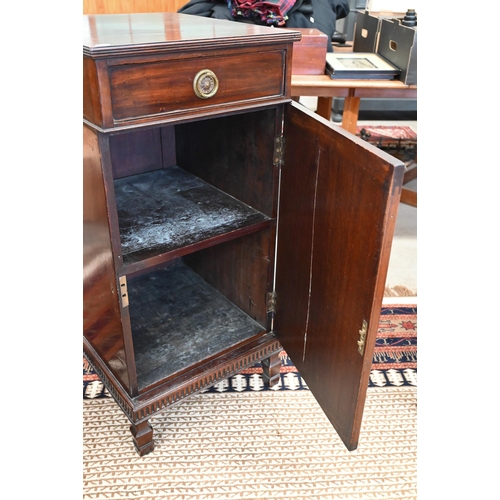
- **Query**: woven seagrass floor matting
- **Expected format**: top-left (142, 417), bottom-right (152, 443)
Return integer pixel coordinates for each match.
top-left (83, 387), bottom-right (417, 499)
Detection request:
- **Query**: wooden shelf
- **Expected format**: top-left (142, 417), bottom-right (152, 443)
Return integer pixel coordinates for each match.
top-left (115, 166), bottom-right (272, 273)
top-left (128, 263), bottom-right (266, 391)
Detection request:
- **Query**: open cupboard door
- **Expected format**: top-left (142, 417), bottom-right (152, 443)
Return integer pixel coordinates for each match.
top-left (274, 102), bottom-right (405, 450)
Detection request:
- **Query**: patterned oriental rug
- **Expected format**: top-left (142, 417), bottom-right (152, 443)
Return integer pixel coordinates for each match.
top-left (83, 305), bottom-right (417, 499)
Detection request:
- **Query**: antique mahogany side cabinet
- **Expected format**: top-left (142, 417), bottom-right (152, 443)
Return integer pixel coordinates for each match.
top-left (83, 12), bottom-right (404, 456)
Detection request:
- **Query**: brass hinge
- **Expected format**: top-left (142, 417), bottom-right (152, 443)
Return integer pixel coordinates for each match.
top-left (273, 135), bottom-right (284, 166)
top-left (119, 276), bottom-right (129, 308)
top-left (357, 320), bottom-right (368, 355)
top-left (267, 291), bottom-right (277, 314)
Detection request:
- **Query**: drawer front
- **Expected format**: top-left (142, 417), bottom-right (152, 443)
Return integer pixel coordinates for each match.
top-left (109, 50), bottom-right (286, 124)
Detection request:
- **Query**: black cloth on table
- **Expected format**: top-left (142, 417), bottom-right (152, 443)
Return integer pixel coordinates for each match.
top-left (177, 0), bottom-right (350, 52)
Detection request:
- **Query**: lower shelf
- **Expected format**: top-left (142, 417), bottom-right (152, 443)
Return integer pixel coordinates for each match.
top-left (128, 263), bottom-right (267, 391)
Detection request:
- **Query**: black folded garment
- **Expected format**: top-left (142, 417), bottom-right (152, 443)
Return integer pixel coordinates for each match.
top-left (178, 0), bottom-right (234, 19)
top-left (178, 0), bottom-right (349, 51)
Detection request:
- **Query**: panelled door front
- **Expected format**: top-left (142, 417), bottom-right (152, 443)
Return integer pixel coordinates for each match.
top-left (275, 101), bottom-right (405, 450)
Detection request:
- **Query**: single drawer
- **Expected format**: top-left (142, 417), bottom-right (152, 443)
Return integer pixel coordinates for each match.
top-left (108, 49), bottom-right (286, 126)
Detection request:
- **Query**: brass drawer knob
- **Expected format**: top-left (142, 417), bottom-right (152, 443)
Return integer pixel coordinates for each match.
top-left (193, 69), bottom-right (219, 99)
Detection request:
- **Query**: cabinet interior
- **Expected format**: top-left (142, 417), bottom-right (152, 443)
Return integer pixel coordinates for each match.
top-left (109, 108), bottom-right (280, 391)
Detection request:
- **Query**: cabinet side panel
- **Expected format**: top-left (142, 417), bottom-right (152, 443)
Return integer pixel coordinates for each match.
top-left (83, 124), bottom-right (131, 391)
top-left (175, 109), bottom-right (277, 217)
top-left (83, 57), bottom-right (103, 127)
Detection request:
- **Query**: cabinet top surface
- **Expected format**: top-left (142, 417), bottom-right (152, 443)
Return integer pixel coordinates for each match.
top-left (83, 12), bottom-right (301, 57)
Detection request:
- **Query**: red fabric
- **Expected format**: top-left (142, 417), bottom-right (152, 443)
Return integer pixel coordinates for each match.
top-left (229, 0), bottom-right (297, 25)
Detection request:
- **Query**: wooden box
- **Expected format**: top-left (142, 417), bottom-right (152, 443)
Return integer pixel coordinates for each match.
top-left (289, 28), bottom-right (329, 75)
top-left (83, 12), bottom-right (404, 456)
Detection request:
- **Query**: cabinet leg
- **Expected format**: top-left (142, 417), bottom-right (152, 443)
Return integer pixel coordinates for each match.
top-left (130, 420), bottom-right (155, 456)
top-left (261, 352), bottom-right (281, 388)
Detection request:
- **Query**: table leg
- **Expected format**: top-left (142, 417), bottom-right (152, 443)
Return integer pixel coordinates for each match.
top-left (341, 90), bottom-right (360, 134)
top-left (316, 96), bottom-right (333, 121)
top-left (400, 188), bottom-right (417, 207)
top-left (401, 161), bottom-right (417, 207)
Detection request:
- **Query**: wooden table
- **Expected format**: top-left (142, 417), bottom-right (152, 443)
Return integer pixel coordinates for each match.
top-left (291, 75), bottom-right (417, 134)
top-left (291, 75), bottom-right (418, 207)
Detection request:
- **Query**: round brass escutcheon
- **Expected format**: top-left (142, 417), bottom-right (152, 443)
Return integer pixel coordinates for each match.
top-left (193, 69), bottom-right (219, 99)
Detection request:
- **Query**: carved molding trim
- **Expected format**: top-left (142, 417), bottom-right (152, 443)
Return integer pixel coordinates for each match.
top-left (83, 346), bottom-right (135, 420)
top-left (84, 339), bottom-right (282, 424)
top-left (132, 341), bottom-right (282, 422)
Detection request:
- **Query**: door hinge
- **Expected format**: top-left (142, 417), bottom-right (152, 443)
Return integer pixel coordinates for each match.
top-left (273, 135), bottom-right (284, 166)
top-left (267, 291), bottom-right (277, 314)
top-left (357, 320), bottom-right (368, 355)
top-left (119, 276), bottom-right (129, 308)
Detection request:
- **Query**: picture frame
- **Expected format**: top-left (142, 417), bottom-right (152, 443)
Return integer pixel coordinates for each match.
top-left (325, 52), bottom-right (400, 80)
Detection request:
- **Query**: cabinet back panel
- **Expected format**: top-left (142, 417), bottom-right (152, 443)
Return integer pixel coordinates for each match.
top-left (110, 126), bottom-right (176, 179)
top-left (174, 109), bottom-right (277, 217)
top-left (184, 228), bottom-right (274, 327)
